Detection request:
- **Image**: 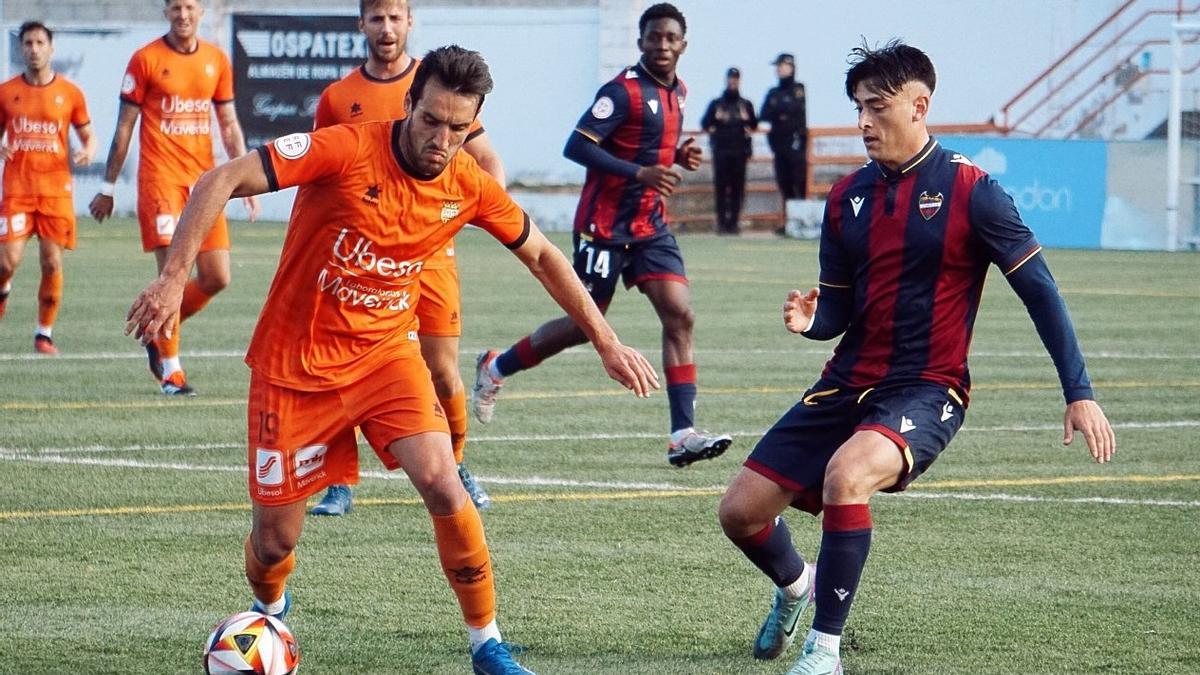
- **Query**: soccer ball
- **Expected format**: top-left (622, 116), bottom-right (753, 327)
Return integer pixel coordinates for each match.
top-left (203, 611), bottom-right (299, 675)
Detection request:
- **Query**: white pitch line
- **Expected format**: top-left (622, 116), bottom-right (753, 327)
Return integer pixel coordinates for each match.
top-left (2, 348), bottom-right (1198, 362)
top-left (3, 419), bottom-right (1197, 457)
top-left (0, 452), bottom-right (688, 491)
top-left (895, 491), bottom-right (1200, 508)
top-left (0, 349), bottom-right (245, 362)
top-left (1, 451), bottom-right (1197, 509)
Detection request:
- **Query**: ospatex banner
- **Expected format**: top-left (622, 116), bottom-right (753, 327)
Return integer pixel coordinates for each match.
top-left (231, 14), bottom-right (362, 148)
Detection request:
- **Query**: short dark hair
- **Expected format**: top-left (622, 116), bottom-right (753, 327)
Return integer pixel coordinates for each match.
top-left (410, 45), bottom-right (493, 113)
top-left (844, 39), bottom-right (936, 101)
top-left (359, 0), bottom-right (409, 18)
top-left (639, 3), bottom-right (686, 37)
top-left (18, 21), bottom-right (52, 42)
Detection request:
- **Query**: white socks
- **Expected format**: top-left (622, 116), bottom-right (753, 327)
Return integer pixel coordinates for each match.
top-left (781, 562), bottom-right (812, 600)
top-left (161, 356), bottom-right (182, 377)
top-left (35, 325), bottom-right (52, 338)
top-left (257, 593), bottom-right (287, 616)
top-left (807, 628), bottom-right (841, 653)
top-left (670, 427), bottom-right (695, 444)
top-left (468, 619), bottom-right (502, 653)
top-left (486, 358), bottom-right (504, 381)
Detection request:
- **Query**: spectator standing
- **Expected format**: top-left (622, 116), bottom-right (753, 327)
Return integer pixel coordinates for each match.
top-left (701, 67), bottom-right (757, 235)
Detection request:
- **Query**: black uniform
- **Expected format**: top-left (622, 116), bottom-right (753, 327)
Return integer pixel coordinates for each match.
top-left (701, 89), bottom-right (757, 234)
top-left (761, 75), bottom-right (808, 199)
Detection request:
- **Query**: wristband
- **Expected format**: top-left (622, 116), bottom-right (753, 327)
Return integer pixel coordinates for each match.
top-left (98, 181), bottom-right (115, 197)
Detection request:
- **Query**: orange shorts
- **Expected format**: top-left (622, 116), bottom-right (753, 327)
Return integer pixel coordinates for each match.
top-left (137, 180), bottom-right (229, 253)
top-left (246, 354), bottom-right (449, 506)
top-left (0, 196), bottom-right (76, 249)
top-left (416, 264), bottom-right (462, 337)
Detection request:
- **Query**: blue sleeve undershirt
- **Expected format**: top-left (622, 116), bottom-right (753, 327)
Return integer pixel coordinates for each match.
top-left (1003, 252), bottom-right (1095, 403)
top-left (563, 131), bottom-right (641, 180)
top-left (802, 286), bottom-right (852, 341)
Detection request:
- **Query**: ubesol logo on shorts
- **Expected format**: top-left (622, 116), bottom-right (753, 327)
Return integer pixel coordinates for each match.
top-left (255, 448), bottom-right (284, 486)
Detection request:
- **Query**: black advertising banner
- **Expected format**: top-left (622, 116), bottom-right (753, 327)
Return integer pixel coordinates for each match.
top-left (231, 14), bottom-right (363, 148)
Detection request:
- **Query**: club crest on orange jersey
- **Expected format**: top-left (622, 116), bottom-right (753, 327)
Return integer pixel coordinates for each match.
top-left (918, 191), bottom-right (943, 220)
top-left (440, 201), bottom-right (461, 223)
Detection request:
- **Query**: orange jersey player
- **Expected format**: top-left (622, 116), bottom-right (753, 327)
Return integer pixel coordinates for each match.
top-left (308, 0), bottom-right (506, 517)
top-left (89, 0), bottom-right (259, 396)
top-left (126, 47), bottom-right (658, 673)
top-left (0, 21), bottom-right (97, 355)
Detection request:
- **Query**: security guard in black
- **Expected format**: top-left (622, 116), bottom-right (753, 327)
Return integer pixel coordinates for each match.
top-left (701, 67), bottom-right (757, 234)
top-left (762, 53), bottom-right (808, 199)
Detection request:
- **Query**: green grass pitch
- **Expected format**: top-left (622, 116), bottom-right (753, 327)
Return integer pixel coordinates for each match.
top-left (0, 218), bottom-right (1197, 673)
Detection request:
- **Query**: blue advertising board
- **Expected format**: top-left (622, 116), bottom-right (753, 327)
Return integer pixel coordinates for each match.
top-left (939, 136), bottom-right (1107, 249)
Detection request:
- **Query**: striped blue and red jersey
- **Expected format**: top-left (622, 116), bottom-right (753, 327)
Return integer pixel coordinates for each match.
top-left (572, 62), bottom-right (686, 243)
top-left (811, 138), bottom-right (1067, 403)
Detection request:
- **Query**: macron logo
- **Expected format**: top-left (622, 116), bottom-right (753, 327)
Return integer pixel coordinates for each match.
top-left (899, 416), bottom-right (916, 434)
top-left (850, 196), bottom-right (865, 217)
top-left (941, 403), bottom-right (954, 422)
top-left (834, 588), bottom-right (850, 601)
top-left (647, 100), bottom-right (659, 115)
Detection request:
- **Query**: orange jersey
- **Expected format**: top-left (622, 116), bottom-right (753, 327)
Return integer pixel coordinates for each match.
top-left (0, 74), bottom-right (89, 199)
top-left (314, 59), bottom-right (485, 269)
top-left (246, 121), bottom-right (528, 390)
top-left (120, 37), bottom-right (234, 187)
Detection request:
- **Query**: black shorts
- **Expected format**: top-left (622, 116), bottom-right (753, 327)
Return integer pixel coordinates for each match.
top-left (572, 232), bottom-right (687, 307)
top-left (745, 380), bottom-right (967, 514)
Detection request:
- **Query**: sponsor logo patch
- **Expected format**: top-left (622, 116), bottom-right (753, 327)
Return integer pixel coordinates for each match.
top-left (121, 73), bottom-right (136, 95)
top-left (591, 96), bottom-right (614, 120)
top-left (294, 444), bottom-right (327, 479)
top-left (274, 133), bottom-right (311, 160)
top-left (255, 448), bottom-right (284, 486)
top-left (155, 214), bottom-right (176, 237)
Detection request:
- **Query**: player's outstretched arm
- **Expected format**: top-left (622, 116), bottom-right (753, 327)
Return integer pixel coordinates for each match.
top-left (89, 102), bottom-right (139, 221)
top-left (72, 122), bottom-right (98, 167)
top-left (214, 101), bottom-right (260, 222)
top-left (125, 152), bottom-right (271, 343)
top-left (1064, 400), bottom-right (1116, 464)
top-left (509, 226), bottom-right (660, 397)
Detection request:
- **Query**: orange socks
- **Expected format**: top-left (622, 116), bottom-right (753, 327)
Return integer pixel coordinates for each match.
top-left (155, 314), bottom-right (182, 360)
top-left (180, 280), bottom-right (214, 322)
top-left (37, 270), bottom-right (62, 328)
top-left (244, 537), bottom-right (295, 607)
top-left (443, 391), bottom-right (469, 464)
top-left (431, 502), bottom-right (495, 628)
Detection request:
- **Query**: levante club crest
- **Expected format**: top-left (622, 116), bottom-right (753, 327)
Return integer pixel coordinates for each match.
top-left (917, 191), bottom-right (943, 220)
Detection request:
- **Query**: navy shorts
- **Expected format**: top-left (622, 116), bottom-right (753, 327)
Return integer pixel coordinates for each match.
top-left (572, 232), bottom-right (688, 307)
top-left (745, 380), bottom-right (967, 514)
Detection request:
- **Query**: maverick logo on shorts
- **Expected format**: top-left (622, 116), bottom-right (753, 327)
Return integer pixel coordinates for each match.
top-left (294, 444), bottom-right (328, 479)
top-left (917, 191), bottom-right (943, 220)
